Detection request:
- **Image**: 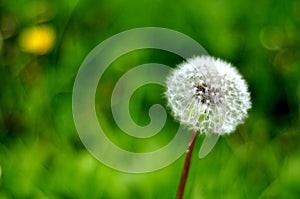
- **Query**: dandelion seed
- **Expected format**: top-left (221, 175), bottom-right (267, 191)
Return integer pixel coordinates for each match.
top-left (165, 55), bottom-right (251, 135)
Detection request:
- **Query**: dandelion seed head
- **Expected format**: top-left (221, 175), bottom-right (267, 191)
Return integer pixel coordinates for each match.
top-left (165, 55), bottom-right (251, 135)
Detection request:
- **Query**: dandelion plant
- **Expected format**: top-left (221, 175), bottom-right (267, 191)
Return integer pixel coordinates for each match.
top-left (165, 55), bottom-right (251, 199)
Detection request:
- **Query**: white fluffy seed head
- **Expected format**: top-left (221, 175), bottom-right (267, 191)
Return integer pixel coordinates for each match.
top-left (165, 55), bottom-right (251, 135)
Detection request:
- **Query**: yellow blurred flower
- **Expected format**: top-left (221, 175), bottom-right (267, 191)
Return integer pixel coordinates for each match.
top-left (19, 25), bottom-right (55, 55)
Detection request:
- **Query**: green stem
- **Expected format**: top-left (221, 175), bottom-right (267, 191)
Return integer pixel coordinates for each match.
top-left (176, 130), bottom-right (198, 199)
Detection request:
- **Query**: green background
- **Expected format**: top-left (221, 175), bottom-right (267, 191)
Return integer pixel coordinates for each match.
top-left (1, 0), bottom-right (300, 198)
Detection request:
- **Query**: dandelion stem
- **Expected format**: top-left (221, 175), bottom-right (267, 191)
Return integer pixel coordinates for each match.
top-left (176, 130), bottom-right (198, 199)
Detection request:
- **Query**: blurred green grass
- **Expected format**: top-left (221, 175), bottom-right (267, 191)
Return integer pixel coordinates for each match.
top-left (1, 0), bottom-right (300, 198)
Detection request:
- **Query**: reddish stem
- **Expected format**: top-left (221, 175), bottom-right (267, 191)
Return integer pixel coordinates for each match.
top-left (176, 130), bottom-right (198, 199)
